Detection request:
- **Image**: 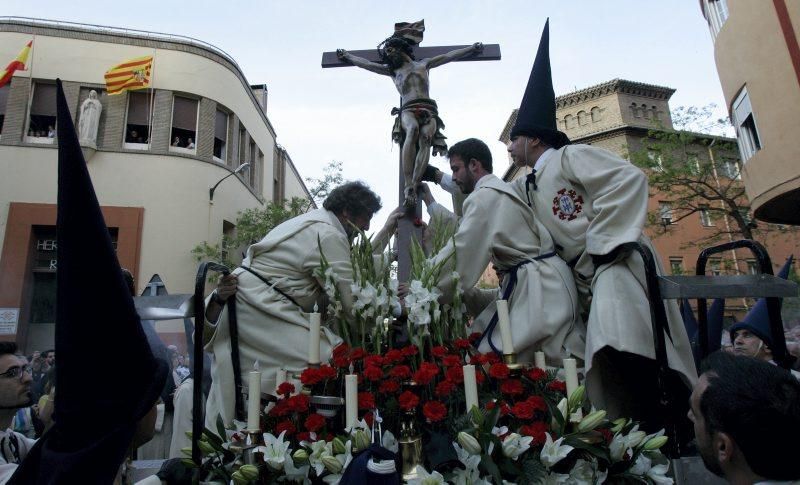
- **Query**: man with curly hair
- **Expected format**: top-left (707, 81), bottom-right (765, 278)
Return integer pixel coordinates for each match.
top-left (204, 181), bottom-right (399, 427)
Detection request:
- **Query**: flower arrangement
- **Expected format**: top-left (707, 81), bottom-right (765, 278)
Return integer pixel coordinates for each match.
top-left (188, 338), bottom-right (673, 484)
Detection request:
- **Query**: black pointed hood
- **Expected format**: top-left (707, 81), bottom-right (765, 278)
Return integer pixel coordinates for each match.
top-left (510, 19), bottom-right (570, 149)
top-left (10, 79), bottom-right (168, 484)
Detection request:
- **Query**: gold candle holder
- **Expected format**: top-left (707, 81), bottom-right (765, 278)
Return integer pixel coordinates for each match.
top-left (502, 353), bottom-right (527, 372)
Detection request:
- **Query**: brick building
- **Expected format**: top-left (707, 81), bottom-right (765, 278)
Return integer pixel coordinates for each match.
top-left (490, 79), bottom-right (800, 321)
top-left (0, 18), bottom-right (312, 352)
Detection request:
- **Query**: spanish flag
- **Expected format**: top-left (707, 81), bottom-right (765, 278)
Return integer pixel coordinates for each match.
top-left (104, 56), bottom-right (153, 95)
top-left (0, 40), bottom-right (33, 88)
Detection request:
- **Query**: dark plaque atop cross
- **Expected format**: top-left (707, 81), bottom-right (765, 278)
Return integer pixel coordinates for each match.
top-left (322, 22), bottom-right (500, 282)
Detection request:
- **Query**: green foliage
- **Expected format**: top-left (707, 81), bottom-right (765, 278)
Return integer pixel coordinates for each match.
top-left (628, 104), bottom-right (761, 246)
top-left (306, 160), bottom-right (344, 206)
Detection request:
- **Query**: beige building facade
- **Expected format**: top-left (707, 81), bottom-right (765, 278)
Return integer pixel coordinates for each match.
top-left (0, 18), bottom-right (312, 352)
top-left (700, 0), bottom-right (800, 224)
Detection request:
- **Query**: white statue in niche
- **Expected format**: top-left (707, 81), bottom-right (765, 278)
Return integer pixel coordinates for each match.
top-left (78, 90), bottom-right (102, 147)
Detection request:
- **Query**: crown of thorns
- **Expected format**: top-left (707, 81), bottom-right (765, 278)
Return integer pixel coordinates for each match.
top-left (377, 35), bottom-right (415, 61)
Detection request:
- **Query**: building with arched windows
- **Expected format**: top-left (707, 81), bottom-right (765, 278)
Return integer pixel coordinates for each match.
top-left (0, 18), bottom-right (312, 352)
top-left (700, 0), bottom-right (800, 224)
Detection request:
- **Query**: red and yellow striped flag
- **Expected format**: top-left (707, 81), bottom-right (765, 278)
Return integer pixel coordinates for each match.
top-left (104, 56), bottom-right (153, 95)
top-left (0, 40), bottom-right (33, 88)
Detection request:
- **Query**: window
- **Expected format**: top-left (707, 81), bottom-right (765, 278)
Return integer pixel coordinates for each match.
top-left (686, 153), bottom-right (701, 175)
top-left (563, 114), bottom-right (575, 130)
top-left (705, 0), bottom-right (729, 39)
top-left (577, 111), bottom-right (588, 126)
top-left (630, 103), bottom-right (641, 119)
top-left (718, 158), bottom-right (740, 179)
top-left (709, 259), bottom-right (722, 276)
top-left (0, 84), bottom-right (9, 137)
top-left (659, 202), bottom-right (674, 225)
top-left (590, 106), bottom-right (602, 123)
top-left (170, 96), bottom-right (198, 152)
top-left (213, 109), bottom-right (228, 162)
top-left (125, 91), bottom-right (151, 147)
top-left (738, 208), bottom-right (754, 227)
top-left (670, 258), bottom-right (684, 275)
top-left (221, 220), bottom-right (235, 262)
top-left (731, 87), bottom-right (761, 162)
top-left (700, 206), bottom-right (714, 227)
top-left (238, 128), bottom-right (247, 165)
top-left (27, 83), bottom-right (57, 143)
top-left (746, 260), bottom-right (759, 275)
top-left (248, 140), bottom-right (257, 187)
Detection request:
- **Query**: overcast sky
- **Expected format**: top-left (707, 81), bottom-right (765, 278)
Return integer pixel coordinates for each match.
top-left (3, 1), bottom-right (727, 228)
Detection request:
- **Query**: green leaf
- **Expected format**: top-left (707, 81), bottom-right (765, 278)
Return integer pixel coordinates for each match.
top-left (563, 435), bottom-right (611, 463)
top-left (521, 456), bottom-right (547, 484)
top-left (216, 414), bottom-right (228, 444)
top-left (479, 454), bottom-right (503, 485)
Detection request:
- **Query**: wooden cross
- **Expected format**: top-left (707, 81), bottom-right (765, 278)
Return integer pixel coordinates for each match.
top-left (322, 43), bottom-right (500, 282)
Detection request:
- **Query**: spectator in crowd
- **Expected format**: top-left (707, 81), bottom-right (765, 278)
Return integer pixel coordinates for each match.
top-left (0, 342), bottom-right (36, 481)
top-left (47, 126), bottom-right (55, 138)
top-left (186, 138), bottom-right (195, 149)
top-left (171, 136), bottom-right (180, 147)
top-left (689, 351), bottom-right (800, 483)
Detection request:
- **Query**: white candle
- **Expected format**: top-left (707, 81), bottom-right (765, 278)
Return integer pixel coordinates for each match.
top-left (463, 364), bottom-right (479, 412)
top-left (563, 358), bottom-right (582, 421)
top-left (345, 374), bottom-right (358, 430)
top-left (308, 305), bottom-right (321, 364)
top-left (247, 361), bottom-right (262, 431)
top-left (535, 351), bottom-right (546, 370)
top-left (275, 368), bottom-right (287, 391)
top-left (496, 299), bottom-right (514, 354)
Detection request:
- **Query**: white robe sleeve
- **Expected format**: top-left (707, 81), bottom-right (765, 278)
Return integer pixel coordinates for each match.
top-left (562, 145), bottom-right (648, 256)
top-left (439, 173), bottom-right (459, 195)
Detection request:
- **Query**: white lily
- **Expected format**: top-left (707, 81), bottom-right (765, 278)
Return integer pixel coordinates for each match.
top-left (501, 433), bottom-right (533, 461)
top-left (452, 441), bottom-right (481, 471)
top-left (647, 463), bottom-right (673, 484)
top-left (280, 450), bottom-right (311, 484)
top-left (569, 458), bottom-right (603, 484)
top-left (257, 430), bottom-right (291, 470)
top-left (305, 439), bottom-right (332, 477)
top-left (540, 433), bottom-right (574, 468)
top-left (542, 471), bottom-right (570, 484)
top-left (491, 426), bottom-right (509, 437)
top-left (406, 465), bottom-right (446, 485)
top-left (450, 466), bottom-right (491, 485)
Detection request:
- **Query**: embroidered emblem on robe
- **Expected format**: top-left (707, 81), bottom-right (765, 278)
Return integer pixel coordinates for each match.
top-left (552, 188), bottom-right (584, 221)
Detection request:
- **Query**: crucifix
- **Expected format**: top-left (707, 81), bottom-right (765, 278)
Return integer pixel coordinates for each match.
top-left (322, 20), bottom-right (500, 282)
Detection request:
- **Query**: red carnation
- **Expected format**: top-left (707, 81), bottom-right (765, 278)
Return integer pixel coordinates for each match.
top-left (363, 366), bottom-right (383, 382)
top-left (318, 365), bottom-right (337, 380)
top-left (400, 345), bottom-right (418, 357)
top-left (520, 421), bottom-right (548, 445)
top-left (332, 343), bottom-right (350, 359)
top-left (384, 349), bottom-right (403, 364)
top-left (468, 332), bottom-right (482, 344)
top-left (431, 346), bottom-right (448, 358)
top-left (442, 355), bottom-right (462, 367)
top-left (358, 391), bottom-right (376, 410)
top-left (475, 371), bottom-right (486, 384)
top-left (300, 368), bottom-right (321, 386)
top-left (471, 353), bottom-right (489, 365)
top-left (454, 338), bottom-right (471, 349)
top-left (398, 390), bottom-right (420, 411)
top-left (379, 379), bottom-right (400, 394)
top-left (333, 356), bottom-right (351, 369)
top-left (286, 394), bottom-right (310, 413)
top-left (500, 379), bottom-right (524, 396)
top-left (304, 413), bottom-right (326, 432)
top-left (547, 380), bottom-right (567, 394)
top-left (275, 420), bottom-right (296, 436)
top-left (364, 355), bottom-right (384, 368)
top-left (422, 401), bottom-right (447, 423)
top-left (277, 382), bottom-right (296, 396)
top-left (363, 411), bottom-right (374, 427)
top-left (485, 353), bottom-right (501, 364)
top-left (435, 380), bottom-right (455, 397)
top-left (512, 400), bottom-right (539, 420)
top-left (296, 431), bottom-right (315, 443)
top-left (390, 365), bottom-right (412, 380)
top-left (527, 367), bottom-right (546, 382)
top-left (446, 365), bottom-right (464, 384)
top-left (488, 363), bottom-right (510, 380)
top-left (349, 348), bottom-right (367, 360)
top-left (526, 395), bottom-right (547, 412)
top-left (269, 400), bottom-right (290, 417)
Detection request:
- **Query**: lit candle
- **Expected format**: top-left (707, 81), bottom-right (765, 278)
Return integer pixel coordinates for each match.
top-left (463, 364), bottom-right (479, 412)
top-left (345, 373), bottom-right (358, 430)
top-left (247, 361), bottom-right (262, 431)
top-left (535, 351), bottom-right (546, 370)
top-left (563, 358), bottom-right (582, 421)
top-left (496, 299), bottom-right (514, 355)
top-left (308, 304), bottom-right (321, 364)
top-left (275, 368), bottom-right (287, 392)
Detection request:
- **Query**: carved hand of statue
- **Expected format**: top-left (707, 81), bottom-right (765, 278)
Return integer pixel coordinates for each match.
top-left (336, 48), bottom-right (348, 60)
top-left (473, 42), bottom-right (484, 53)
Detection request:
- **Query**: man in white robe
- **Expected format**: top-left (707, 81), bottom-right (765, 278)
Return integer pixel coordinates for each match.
top-left (203, 182), bottom-right (384, 427)
top-left (428, 138), bottom-right (585, 364)
top-left (505, 21), bottom-right (696, 436)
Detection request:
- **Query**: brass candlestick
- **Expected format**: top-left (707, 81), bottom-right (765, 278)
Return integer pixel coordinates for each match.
top-left (502, 353), bottom-right (527, 372)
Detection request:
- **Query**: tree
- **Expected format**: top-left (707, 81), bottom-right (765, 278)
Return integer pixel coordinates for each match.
top-left (191, 161), bottom-right (344, 269)
top-left (629, 104), bottom-right (771, 245)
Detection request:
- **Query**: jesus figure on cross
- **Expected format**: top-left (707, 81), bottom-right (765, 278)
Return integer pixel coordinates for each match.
top-left (337, 26), bottom-right (482, 207)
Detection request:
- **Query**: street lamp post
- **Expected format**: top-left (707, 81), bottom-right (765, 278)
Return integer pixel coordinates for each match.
top-left (209, 162), bottom-right (250, 202)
